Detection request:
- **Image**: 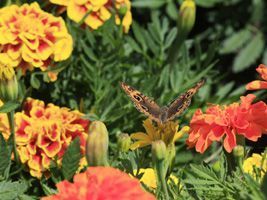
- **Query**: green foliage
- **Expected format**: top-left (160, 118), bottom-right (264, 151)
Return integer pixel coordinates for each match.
top-left (62, 137), bottom-right (82, 181)
top-left (0, 102), bottom-right (20, 113)
top-left (0, 181), bottom-right (29, 200)
top-left (0, 134), bottom-right (11, 180)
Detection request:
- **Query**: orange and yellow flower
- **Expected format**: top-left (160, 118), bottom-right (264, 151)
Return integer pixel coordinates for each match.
top-left (131, 119), bottom-right (189, 150)
top-left (243, 153), bottom-right (267, 182)
top-left (246, 64), bottom-right (267, 90)
top-left (42, 166), bottom-right (156, 200)
top-left (187, 94), bottom-right (267, 153)
top-left (0, 3), bottom-right (73, 81)
top-left (49, 0), bottom-right (132, 32)
top-left (1, 98), bottom-right (90, 178)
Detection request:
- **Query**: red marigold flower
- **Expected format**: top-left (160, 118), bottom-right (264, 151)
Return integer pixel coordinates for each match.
top-left (11, 98), bottom-right (90, 178)
top-left (187, 94), bottom-right (267, 153)
top-left (246, 64), bottom-right (267, 90)
top-left (0, 3), bottom-right (73, 81)
top-left (42, 166), bottom-right (156, 200)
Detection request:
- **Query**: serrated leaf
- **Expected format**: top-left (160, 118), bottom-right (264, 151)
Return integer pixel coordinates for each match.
top-left (233, 32), bottom-right (264, 72)
top-left (132, 22), bottom-right (147, 51)
top-left (0, 134), bottom-right (11, 179)
top-left (62, 137), bottom-right (82, 181)
top-left (125, 37), bottom-right (142, 53)
top-left (0, 101), bottom-right (20, 113)
top-left (220, 29), bottom-right (252, 54)
top-left (165, 27), bottom-right (177, 49)
top-left (0, 181), bottom-right (27, 200)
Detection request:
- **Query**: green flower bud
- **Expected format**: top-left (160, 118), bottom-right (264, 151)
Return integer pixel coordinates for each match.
top-left (118, 4), bottom-right (128, 18)
top-left (0, 74), bottom-right (18, 103)
top-left (117, 133), bottom-right (131, 153)
top-left (178, 0), bottom-right (196, 36)
top-left (233, 145), bottom-right (245, 158)
top-left (86, 121), bottom-right (109, 166)
top-left (152, 140), bottom-right (167, 162)
top-left (212, 160), bottom-right (221, 173)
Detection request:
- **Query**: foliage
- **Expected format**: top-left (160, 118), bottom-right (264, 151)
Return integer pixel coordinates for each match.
top-left (0, 0), bottom-right (266, 199)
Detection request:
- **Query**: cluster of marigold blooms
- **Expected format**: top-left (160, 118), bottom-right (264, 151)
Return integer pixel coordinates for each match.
top-left (0, 1), bottom-right (132, 82)
top-left (0, 98), bottom-right (90, 178)
top-left (49, 0), bottom-right (132, 32)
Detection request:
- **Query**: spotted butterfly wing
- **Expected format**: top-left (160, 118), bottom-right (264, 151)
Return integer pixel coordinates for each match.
top-left (165, 79), bottom-right (205, 122)
top-left (120, 82), bottom-right (162, 123)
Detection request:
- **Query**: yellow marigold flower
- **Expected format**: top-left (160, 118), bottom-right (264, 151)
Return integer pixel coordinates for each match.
top-left (130, 119), bottom-right (190, 150)
top-left (243, 153), bottom-right (267, 182)
top-left (133, 168), bottom-right (179, 189)
top-left (49, 0), bottom-right (132, 32)
top-left (1, 98), bottom-right (90, 178)
top-left (0, 100), bottom-right (9, 140)
top-left (0, 3), bottom-right (73, 81)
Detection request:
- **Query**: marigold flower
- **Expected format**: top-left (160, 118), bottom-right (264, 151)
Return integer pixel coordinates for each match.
top-left (133, 168), bottom-right (179, 189)
top-left (0, 98), bottom-right (90, 178)
top-left (187, 94), bottom-right (267, 153)
top-left (243, 153), bottom-right (267, 182)
top-left (246, 64), bottom-right (267, 90)
top-left (49, 0), bottom-right (132, 32)
top-left (0, 3), bottom-right (73, 81)
top-left (130, 119), bottom-right (190, 150)
top-left (42, 166), bottom-right (156, 200)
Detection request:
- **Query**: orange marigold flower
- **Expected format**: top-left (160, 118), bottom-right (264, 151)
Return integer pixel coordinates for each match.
top-left (49, 0), bottom-right (132, 32)
top-left (187, 94), bottom-right (267, 153)
top-left (246, 64), bottom-right (267, 90)
top-left (0, 3), bottom-right (73, 81)
top-left (13, 98), bottom-right (90, 178)
top-left (42, 166), bottom-right (156, 200)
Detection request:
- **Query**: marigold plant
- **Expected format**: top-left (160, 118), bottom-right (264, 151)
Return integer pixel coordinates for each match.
top-left (49, 0), bottom-right (132, 32)
top-left (42, 166), bottom-right (156, 200)
top-left (187, 94), bottom-right (267, 153)
top-left (0, 2), bottom-right (73, 81)
top-left (1, 98), bottom-right (90, 178)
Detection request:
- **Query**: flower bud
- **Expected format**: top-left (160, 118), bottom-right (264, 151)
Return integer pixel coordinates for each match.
top-left (86, 121), bottom-right (109, 166)
top-left (118, 4), bottom-right (128, 18)
top-left (233, 145), bottom-right (245, 158)
top-left (152, 140), bottom-right (167, 162)
top-left (117, 133), bottom-right (131, 153)
top-left (0, 70), bottom-right (18, 103)
top-left (178, 0), bottom-right (196, 36)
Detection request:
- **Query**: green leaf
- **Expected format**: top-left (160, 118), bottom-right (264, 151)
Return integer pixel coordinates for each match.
top-left (62, 137), bottom-right (82, 181)
top-left (220, 29), bottom-right (252, 54)
top-left (166, 1), bottom-right (178, 20)
top-left (30, 74), bottom-right (41, 89)
top-left (132, 0), bottom-right (166, 8)
top-left (233, 32), bottom-right (264, 72)
top-left (132, 22), bottom-right (147, 51)
top-left (0, 134), bottom-right (11, 179)
top-left (0, 181), bottom-right (27, 200)
top-left (18, 194), bottom-right (37, 200)
top-left (0, 101), bottom-right (19, 113)
top-left (261, 173), bottom-right (267, 199)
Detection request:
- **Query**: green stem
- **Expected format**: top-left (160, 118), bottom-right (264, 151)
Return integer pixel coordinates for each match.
top-left (7, 111), bottom-right (19, 164)
top-left (155, 161), bottom-right (169, 200)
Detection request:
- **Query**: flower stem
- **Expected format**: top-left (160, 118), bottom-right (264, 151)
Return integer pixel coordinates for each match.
top-left (155, 160), bottom-right (169, 200)
top-left (7, 111), bottom-right (19, 164)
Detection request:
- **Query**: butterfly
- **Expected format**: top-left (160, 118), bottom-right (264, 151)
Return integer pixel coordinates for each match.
top-left (120, 79), bottom-right (205, 124)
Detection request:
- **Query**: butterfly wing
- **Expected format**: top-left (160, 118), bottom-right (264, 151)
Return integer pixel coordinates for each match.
top-left (120, 82), bottom-right (162, 123)
top-left (165, 79), bottom-right (205, 122)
